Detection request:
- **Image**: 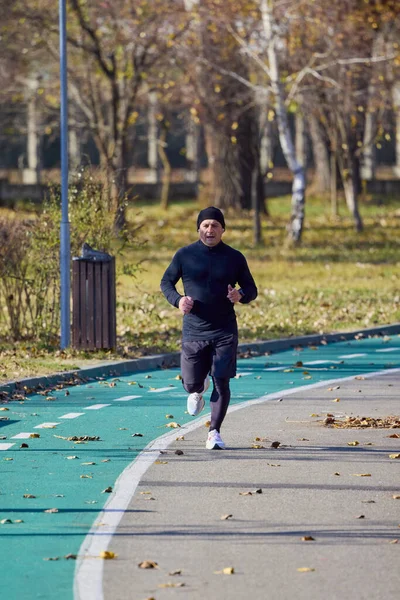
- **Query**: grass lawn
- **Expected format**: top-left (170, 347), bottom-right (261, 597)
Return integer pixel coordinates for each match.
top-left (1, 193), bottom-right (400, 384)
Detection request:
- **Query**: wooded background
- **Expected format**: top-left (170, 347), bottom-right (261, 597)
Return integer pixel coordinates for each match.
top-left (0, 0), bottom-right (399, 240)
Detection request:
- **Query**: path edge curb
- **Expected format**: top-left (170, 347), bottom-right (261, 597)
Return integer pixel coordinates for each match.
top-left (2, 323), bottom-right (400, 395)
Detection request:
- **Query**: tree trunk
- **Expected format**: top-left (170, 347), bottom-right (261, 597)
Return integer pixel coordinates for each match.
top-left (252, 167), bottom-right (262, 245)
top-left (295, 109), bottom-right (307, 169)
top-left (158, 127), bottom-right (171, 210)
top-left (309, 114), bottom-right (331, 194)
top-left (260, 0), bottom-right (306, 243)
top-left (147, 91), bottom-right (160, 183)
top-left (338, 155), bottom-right (363, 232)
top-left (24, 75), bottom-right (39, 184)
top-left (202, 125), bottom-right (242, 209)
top-left (361, 110), bottom-right (376, 181)
top-left (393, 81), bottom-right (400, 178)
top-left (186, 118), bottom-right (200, 190)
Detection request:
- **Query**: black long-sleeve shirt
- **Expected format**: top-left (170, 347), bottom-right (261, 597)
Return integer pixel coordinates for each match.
top-left (160, 240), bottom-right (258, 341)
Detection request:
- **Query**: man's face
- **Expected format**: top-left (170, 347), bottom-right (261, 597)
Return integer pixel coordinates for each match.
top-left (198, 219), bottom-right (225, 247)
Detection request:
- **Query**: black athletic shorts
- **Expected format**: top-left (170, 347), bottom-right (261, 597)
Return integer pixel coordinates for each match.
top-left (181, 334), bottom-right (238, 385)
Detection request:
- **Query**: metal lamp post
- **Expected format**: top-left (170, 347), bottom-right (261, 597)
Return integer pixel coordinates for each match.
top-left (59, 0), bottom-right (70, 349)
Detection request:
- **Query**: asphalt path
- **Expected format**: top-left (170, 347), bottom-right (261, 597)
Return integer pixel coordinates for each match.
top-left (1, 332), bottom-right (400, 599)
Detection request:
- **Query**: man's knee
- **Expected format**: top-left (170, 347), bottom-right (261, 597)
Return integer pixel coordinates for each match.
top-left (183, 381), bottom-right (203, 394)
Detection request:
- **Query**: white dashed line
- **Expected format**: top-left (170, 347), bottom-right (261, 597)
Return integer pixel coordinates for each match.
top-left (304, 360), bottom-right (332, 365)
top-left (376, 348), bottom-right (398, 353)
top-left (338, 353), bottom-right (367, 359)
top-left (60, 413), bottom-right (85, 419)
top-left (0, 443), bottom-right (15, 450)
top-left (86, 404), bottom-right (111, 410)
top-left (11, 433), bottom-right (35, 439)
top-left (113, 395), bottom-right (141, 402)
top-left (148, 387), bottom-right (176, 393)
top-left (34, 422), bottom-right (60, 429)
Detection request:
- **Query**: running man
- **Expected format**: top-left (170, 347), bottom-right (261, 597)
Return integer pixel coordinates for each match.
top-left (160, 207), bottom-right (258, 449)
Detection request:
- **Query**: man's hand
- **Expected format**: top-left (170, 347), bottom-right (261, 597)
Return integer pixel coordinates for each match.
top-left (179, 295), bottom-right (194, 315)
top-left (227, 284), bottom-right (241, 303)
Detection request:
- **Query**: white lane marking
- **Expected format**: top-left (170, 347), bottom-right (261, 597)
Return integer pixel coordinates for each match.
top-left (86, 404), bottom-right (111, 410)
top-left (34, 422), bottom-right (60, 429)
top-left (263, 366), bottom-right (286, 371)
top-left (304, 360), bottom-right (335, 365)
top-left (236, 372), bottom-right (253, 377)
top-left (0, 443), bottom-right (15, 450)
top-left (74, 365), bottom-right (400, 600)
top-left (376, 348), bottom-right (398, 353)
top-left (60, 413), bottom-right (85, 419)
top-left (11, 433), bottom-right (35, 439)
top-left (113, 395), bottom-right (141, 401)
top-left (148, 387), bottom-right (175, 393)
top-left (338, 353), bottom-right (367, 359)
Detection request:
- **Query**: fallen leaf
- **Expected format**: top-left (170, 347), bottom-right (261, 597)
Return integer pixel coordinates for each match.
top-left (352, 473), bottom-right (371, 477)
top-left (297, 567), bottom-right (315, 573)
top-left (204, 420), bottom-right (211, 427)
top-left (168, 570), bottom-right (182, 576)
top-left (0, 519), bottom-right (12, 524)
top-left (271, 441), bottom-right (280, 448)
top-left (388, 434), bottom-right (400, 439)
top-left (138, 560), bottom-right (158, 569)
top-left (23, 494), bottom-right (36, 498)
top-left (214, 567), bottom-right (235, 575)
top-left (239, 491), bottom-right (252, 496)
top-left (252, 444), bottom-right (265, 449)
top-left (165, 422), bottom-right (181, 429)
top-left (99, 551), bottom-right (117, 559)
top-left (66, 456), bottom-right (79, 460)
top-left (355, 515), bottom-right (365, 519)
top-left (389, 539), bottom-right (398, 544)
top-left (29, 433), bottom-right (40, 439)
top-left (131, 433), bottom-right (143, 437)
top-left (355, 376), bottom-right (365, 380)
top-left (176, 436), bottom-right (185, 441)
top-left (158, 582), bottom-right (185, 588)
top-left (266, 463), bottom-right (281, 467)
top-left (165, 414), bottom-right (174, 419)
top-left (155, 460), bottom-right (168, 464)
top-left (348, 441), bottom-right (360, 446)
top-left (301, 536), bottom-right (315, 541)
top-left (389, 454), bottom-right (400, 459)
top-left (64, 554), bottom-right (77, 560)
top-left (44, 508), bottom-right (59, 513)
top-left (220, 514), bottom-right (233, 520)
top-left (393, 495), bottom-right (400, 500)
top-left (81, 462), bottom-right (96, 466)
top-left (44, 557), bottom-right (59, 561)
top-left (102, 487), bottom-right (113, 493)
top-left (80, 475), bottom-right (92, 479)
top-left (175, 449), bottom-right (184, 455)
top-left (334, 472), bottom-right (340, 476)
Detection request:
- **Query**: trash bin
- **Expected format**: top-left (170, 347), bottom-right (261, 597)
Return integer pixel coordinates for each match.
top-left (72, 244), bottom-right (116, 350)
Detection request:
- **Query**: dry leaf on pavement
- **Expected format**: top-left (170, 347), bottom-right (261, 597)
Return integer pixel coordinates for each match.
top-left (138, 560), bottom-right (158, 569)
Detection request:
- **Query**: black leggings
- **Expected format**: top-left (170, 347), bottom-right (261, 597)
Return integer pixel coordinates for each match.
top-left (184, 377), bottom-right (230, 433)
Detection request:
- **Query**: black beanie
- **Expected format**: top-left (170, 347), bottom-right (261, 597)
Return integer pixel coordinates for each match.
top-left (197, 206), bottom-right (225, 230)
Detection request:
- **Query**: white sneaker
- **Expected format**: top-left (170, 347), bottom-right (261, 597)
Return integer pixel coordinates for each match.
top-left (186, 375), bottom-right (210, 417)
top-left (187, 392), bottom-right (205, 416)
top-left (206, 429), bottom-right (225, 450)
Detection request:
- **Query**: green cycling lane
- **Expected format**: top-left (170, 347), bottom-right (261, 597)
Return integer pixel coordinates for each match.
top-left (1, 333), bottom-right (400, 599)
